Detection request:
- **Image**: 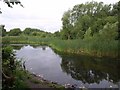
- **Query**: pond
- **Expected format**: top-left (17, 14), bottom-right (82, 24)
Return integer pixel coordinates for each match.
top-left (14, 45), bottom-right (120, 89)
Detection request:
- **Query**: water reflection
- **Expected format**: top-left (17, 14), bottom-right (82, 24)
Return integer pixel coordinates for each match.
top-left (13, 45), bottom-right (120, 88)
top-left (42, 46), bottom-right (46, 50)
top-left (60, 54), bottom-right (120, 84)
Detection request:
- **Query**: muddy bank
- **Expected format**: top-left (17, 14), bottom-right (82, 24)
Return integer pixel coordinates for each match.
top-left (24, 71), bottom-right (67, 89)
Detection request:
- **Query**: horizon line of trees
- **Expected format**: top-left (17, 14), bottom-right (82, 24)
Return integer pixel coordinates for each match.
top-left (1, 26), bottom-right (53, 37)
top-left (1, 1), bottom-right (120, 41)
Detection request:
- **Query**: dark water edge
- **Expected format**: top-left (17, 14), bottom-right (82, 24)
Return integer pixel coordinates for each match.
top-left (11, 44), bottom-right (120, 89)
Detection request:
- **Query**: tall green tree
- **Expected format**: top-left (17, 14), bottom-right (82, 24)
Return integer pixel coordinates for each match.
top-left (84, 27), bottom-right (92, 39)
top-left (99, 22), bottom-right (118, 40)
top-left (60, 1), bottom-right (118, 40)
top-left (23, 28), bottom-right (32, 35)
top-left (8, 28), bottom-right (22, 36)
top-left (61, 10), bottom-right (73, 39)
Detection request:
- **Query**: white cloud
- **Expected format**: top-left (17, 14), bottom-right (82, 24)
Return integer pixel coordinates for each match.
top-left (0, 0), bottom-right (118, 33)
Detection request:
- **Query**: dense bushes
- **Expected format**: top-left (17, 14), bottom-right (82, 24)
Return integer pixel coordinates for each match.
top-left (2, 46), bottom-right (28, 89)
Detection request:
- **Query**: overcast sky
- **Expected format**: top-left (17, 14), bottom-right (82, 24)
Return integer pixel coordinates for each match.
top-left (0, 0), bottom-right (118, 33)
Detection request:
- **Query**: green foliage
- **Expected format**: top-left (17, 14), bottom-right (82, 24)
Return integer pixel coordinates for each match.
top-left (2, 29), bottom-right (6, 37)
top-left (56, 1), bottom-right (119, 57)
top-left (2, 46), bottom-right (28, 89)
top-left (60, 1), bottom-right (118, 40)
top-left (2, 46), bottom-right (15, 89)
top-left (84, 27), bottom-right (92, 39)
top-left (22, 28), bottom-right (53, 37)
top-left (0, 25), bottom-right (6, 37)
top-left (2, 1), bottom-right (119, 58)
top-left (98, 22), bottom-right (118, 40)
top-left (8, 28), bottom-right (22, 36)
top-left (61, 10), bottom-right (73, 39)
top-left (2, 36), bottom-right (119, 58)
top-left (105, 16), bottom-right (117, 23)
top-left (23, 28), bottom-right (33, 35)
top-left (54, 31), bottom-right (61, 38)
top-left (2, 36), bottom-right (53, 45)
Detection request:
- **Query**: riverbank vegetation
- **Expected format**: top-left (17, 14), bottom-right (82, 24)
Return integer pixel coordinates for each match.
top-left (1, 1), bottom-right (119, 89)
top-left (2, 1), bottom-right (119, 58)
top-left (2, 46), bottom-right (28, 89)
top-left (2, 45), bottom-right (66, 89)
top-left (2, 36), bottom-right (118, 58)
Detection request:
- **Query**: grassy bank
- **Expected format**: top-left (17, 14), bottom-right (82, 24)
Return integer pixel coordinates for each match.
top-left (2, 36), bottom-right (51, 45)
top-left (2, 36), bottom-right (118, 58)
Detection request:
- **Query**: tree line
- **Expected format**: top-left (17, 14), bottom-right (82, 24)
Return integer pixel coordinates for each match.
top-left (58, 1), bottom-right (119, 41)
top-left (1, 1), bottom-right (119, 41)
top-left (1, 26), bottom-right (53, 38)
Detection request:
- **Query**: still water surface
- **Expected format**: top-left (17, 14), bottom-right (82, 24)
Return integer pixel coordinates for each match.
top-left (14, 45), bottom-right (119, 88)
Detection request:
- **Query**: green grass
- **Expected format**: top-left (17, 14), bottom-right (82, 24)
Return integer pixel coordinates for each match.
top-left (2, 36), bottom-right (118, 58)
top-left (50, 38), bottom-right (118, 58)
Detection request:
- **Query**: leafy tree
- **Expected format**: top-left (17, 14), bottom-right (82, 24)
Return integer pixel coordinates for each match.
top-left (0, 0), bottom-right (23, 13)
top-left (91, 18), bottom-right (105, 35)
top-left (72, 22), bottom-right (84, 39)
top-left (54, 31), bottom-right (61, 38)
top-left (61, 10), bottom-right (73, 39)
top-left (23, 27), bottom-right (51, 37)
top-left (111, 2), bottom-right (118, 16)
top-left (60, 1), bottom-right (118, 40)
top-left (105, 16), bottom-right (117, 24)
top-left (8, 28), bottom-right (22, 36)
top-left (84, 27), bottom-right (92, 39)
top-left (23, 28), bottom-right (32, 35)
top-left (31, 32), bottom-right (38, 36)
top-left (80, 15), bottom-right (91, 32)
top-left (99, 22), bottom-right (118, 40)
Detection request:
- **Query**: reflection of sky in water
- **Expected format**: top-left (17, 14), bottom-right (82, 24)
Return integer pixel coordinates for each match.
top-left (15, 45), bottom-right (119, 88)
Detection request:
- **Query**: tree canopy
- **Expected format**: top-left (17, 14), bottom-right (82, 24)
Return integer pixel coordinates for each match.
top-left (60, 1), bottom-right (119, 40)
top-left (8, 28), bottom-right (22, 36)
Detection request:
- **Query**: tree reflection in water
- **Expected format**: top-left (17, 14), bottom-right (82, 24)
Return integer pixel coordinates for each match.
top-left (60, 54), bottom-right (120, 84)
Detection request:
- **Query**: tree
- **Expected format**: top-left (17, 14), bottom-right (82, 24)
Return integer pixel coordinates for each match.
top-left (105, 16), bottom-right (117, 24)
top-left (60, 1), bottom-right (118, 40)
top-left (111, 2), bottom-right (118, 16)
top-left (0, 0), bottom-right (23, 13)
top-left (99, 22), bottom-right (118, 40)
top-left (72, 21), bottom-right (84, 39)
top-left (91, 18), bottom-right (105, 35)
top-left (61, 10), bottom-right (73, 39)
top-left (8, 28), bottom-right (22, 36)
top-left (23, 28), bottom-right (32, 35)
top-left (54, 31), bottom-right (60, 38)
top-left (84, 27), bottom-right (92, 39)
top-left (80, 15), bottom-right (91, 32)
